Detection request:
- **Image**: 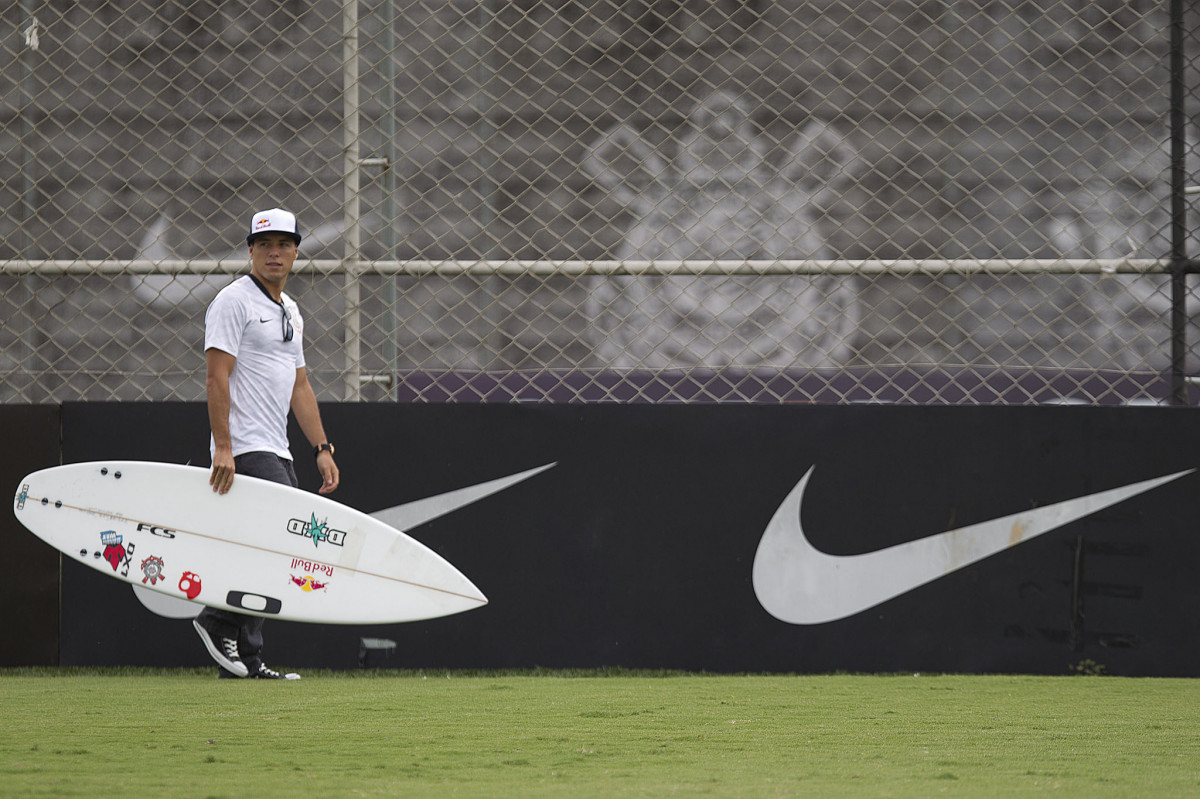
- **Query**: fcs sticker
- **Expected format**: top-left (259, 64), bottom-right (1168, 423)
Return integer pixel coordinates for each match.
top-left (136, 522), bottom-right (177, 539)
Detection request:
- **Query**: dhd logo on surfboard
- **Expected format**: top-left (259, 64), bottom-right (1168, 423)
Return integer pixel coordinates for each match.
top-left (287, 513), bottom-right (346, 548)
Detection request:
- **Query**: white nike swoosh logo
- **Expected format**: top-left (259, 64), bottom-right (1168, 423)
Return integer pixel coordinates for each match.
top-left (133, 463), bottom-right (555, 618)
top-left (369, 463), bottom-right (556, 530)
top-left (752, 466), bottom-right (1193, 625)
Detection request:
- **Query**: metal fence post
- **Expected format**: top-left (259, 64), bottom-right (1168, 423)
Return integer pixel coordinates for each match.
top-left (343, 0), bottom-right (363, 401)
top-left (1170, 0), bottom-right (1189, 406)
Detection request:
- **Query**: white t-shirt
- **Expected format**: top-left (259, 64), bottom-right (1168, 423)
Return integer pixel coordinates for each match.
top-left (204, 275), bottom-right (306, 460)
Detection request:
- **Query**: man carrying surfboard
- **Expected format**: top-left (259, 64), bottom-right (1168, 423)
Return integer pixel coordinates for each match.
top-left (192, 207), bottom-right (340, 680)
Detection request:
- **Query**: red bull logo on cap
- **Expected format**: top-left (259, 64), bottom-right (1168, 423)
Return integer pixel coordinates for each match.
top-left (247, 208), bottom-right (299, 243)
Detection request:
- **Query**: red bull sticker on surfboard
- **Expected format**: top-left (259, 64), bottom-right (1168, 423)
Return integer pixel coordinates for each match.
top-left (290, 574), bottom-right (329, 592)
top-left (289, 558), bottom-right (333, 592)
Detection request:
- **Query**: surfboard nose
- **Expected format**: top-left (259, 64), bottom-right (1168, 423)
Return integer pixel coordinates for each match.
top-left (443, 571), bottom-right (489, 611)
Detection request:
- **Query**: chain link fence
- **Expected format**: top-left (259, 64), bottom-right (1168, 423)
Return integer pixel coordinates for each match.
top-left (2, 0), bottom-right (1197, 404)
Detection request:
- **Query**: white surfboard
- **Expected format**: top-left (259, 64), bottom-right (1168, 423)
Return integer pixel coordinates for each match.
top-left (13, 461), bottom-right (488, 624)
top-left (129, 462), bottom-right (555, 620)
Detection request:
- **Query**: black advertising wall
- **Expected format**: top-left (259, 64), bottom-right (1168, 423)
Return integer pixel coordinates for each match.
top-left (10, 401), bottom-right (1200, 676)
top-left (0, 405), bottom-right (62, 665)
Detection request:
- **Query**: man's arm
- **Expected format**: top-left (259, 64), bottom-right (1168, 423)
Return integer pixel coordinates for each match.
top-left (291, 366), bottom-right (339, 494)
top-left (206, 348), bottom-right (238, 494)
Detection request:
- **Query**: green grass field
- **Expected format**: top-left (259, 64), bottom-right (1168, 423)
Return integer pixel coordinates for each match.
top-left (1, 669), bottom-right (1197, 798)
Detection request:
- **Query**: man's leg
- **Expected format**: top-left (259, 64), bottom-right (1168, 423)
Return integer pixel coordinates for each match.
top-left (194, 452), bottom-right (299, 678)
top-left (193, 609), bottom-right (248, 677)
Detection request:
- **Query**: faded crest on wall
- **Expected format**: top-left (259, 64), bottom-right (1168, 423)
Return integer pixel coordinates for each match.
top-left (582, 91), bottom-right (859, 370)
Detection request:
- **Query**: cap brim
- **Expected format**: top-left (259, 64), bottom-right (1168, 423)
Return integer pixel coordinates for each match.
top-left (247, 231), bottom-right (302, 245)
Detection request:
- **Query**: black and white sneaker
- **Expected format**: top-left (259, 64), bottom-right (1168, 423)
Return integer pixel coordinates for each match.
top-left (250, 663), bottom-right (301, 680)
top-left (192, 618), bottom-right (249, 678)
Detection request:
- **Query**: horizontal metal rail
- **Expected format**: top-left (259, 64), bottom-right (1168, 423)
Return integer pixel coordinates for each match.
top-left (0, 258), bottom-right (1174, 277)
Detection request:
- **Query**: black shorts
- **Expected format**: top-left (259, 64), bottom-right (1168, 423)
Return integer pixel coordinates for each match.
top-left (233, 451), bottom-right (298, 488)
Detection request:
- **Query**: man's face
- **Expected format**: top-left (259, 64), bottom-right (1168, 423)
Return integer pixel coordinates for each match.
top-left (248, 233), bottom-right (298, 287)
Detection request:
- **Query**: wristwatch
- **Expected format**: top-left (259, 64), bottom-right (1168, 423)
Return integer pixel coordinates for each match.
top-left (314, 442), bottom-right (335, 458)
